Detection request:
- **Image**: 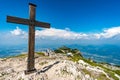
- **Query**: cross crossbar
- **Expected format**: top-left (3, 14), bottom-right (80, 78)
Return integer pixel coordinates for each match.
top-left (7, 16), bottom-right (50, 28)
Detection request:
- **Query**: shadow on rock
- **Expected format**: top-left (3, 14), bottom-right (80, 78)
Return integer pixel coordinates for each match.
top-left (37, 61), bottom-right (60, 74)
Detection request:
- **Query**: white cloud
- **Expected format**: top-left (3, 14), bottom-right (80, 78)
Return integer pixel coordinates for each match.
top-left (93, 27), bottom-right (120, 39)
top-left (0, 26), bottom-right (119, 45)
top-left (10, 26), bottom-right (120, 41)
top-left (10, 26), bottom-right (26, 36)
top-left (101, 27), bottom-right (120, 38)
top-left (35, 26), bottom-right (120, 40)
top-left (35, 28), bottom-right (88, 40)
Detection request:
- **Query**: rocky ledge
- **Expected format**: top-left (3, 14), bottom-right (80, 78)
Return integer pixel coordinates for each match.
top-left (0, 46), bottom-right (120, 80)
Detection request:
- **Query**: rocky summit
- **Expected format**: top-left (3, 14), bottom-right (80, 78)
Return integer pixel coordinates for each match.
top-left (0, 46), bottom-right (120, 80)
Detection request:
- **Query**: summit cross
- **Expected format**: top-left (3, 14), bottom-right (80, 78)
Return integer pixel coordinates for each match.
top-left (6, 3), bottom-right (50, 74)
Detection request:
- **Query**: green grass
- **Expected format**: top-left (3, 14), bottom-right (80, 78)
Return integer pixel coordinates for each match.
top-left (82, 69), bottom-right (91, 75)
top-left (68, 54), bottom-right (119, 80)
top-left (113, 70), bottom-right (120, 75)
top-left (97, 74), bottom-right (109, 80)
top-left (4, 54), bottom-right (27, 59)
top-left (13, 54), bottom-right (27, 57)
top-left (81, 58), bottom-right (119, 80)
top-left (54, 49), bottom-right (64, 53)
top-left (39, 61), bottom-right (48, 65)
top-left (54, 46), bottom-right (120, 80)
top-left (82, 66), bottom-right (109, 80)
top-left (36, 52), bottom-right (45, 56)
top-left (69, 54), bottom-right (82, 62)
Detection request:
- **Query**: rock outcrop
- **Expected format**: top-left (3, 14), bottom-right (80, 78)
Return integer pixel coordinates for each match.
top-left (0, 47), bottom-right (120, 80)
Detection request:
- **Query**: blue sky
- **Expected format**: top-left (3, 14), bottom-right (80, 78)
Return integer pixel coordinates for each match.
top-left (0, 0), bottom-right (120, 46)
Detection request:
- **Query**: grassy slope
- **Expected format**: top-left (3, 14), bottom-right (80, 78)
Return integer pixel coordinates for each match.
top-left (54, 46), bottom-right (120, 80)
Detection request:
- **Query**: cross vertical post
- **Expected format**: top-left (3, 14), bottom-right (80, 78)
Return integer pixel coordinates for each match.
top-left (27, 3), bottom-right (36, 73)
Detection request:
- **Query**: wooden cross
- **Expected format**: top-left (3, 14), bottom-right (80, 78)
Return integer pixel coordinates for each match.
top-left (6, 3), bottom-right (50, 74)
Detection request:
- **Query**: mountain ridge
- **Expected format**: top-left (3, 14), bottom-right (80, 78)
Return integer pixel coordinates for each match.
top-left (0, 46), bottom-right (120, 80)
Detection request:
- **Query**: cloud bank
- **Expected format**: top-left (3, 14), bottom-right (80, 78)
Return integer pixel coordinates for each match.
top-left (10, 26), bottom-right (120, 40)
top-left (1, 26), bottom-right (120, 46)
top-left (35, 28), bottom-right (88, 40)
top-left (94, 27), bottom-right (120, 39)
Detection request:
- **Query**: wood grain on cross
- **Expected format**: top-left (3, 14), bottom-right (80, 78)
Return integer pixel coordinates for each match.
top-left (6, 3), bottom-right (50, 74)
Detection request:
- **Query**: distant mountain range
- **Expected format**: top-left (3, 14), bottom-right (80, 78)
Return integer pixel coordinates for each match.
top-left (0, 44), bottom-right (120, 66)
top-left (67, 44), bottom-right (120, 65)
